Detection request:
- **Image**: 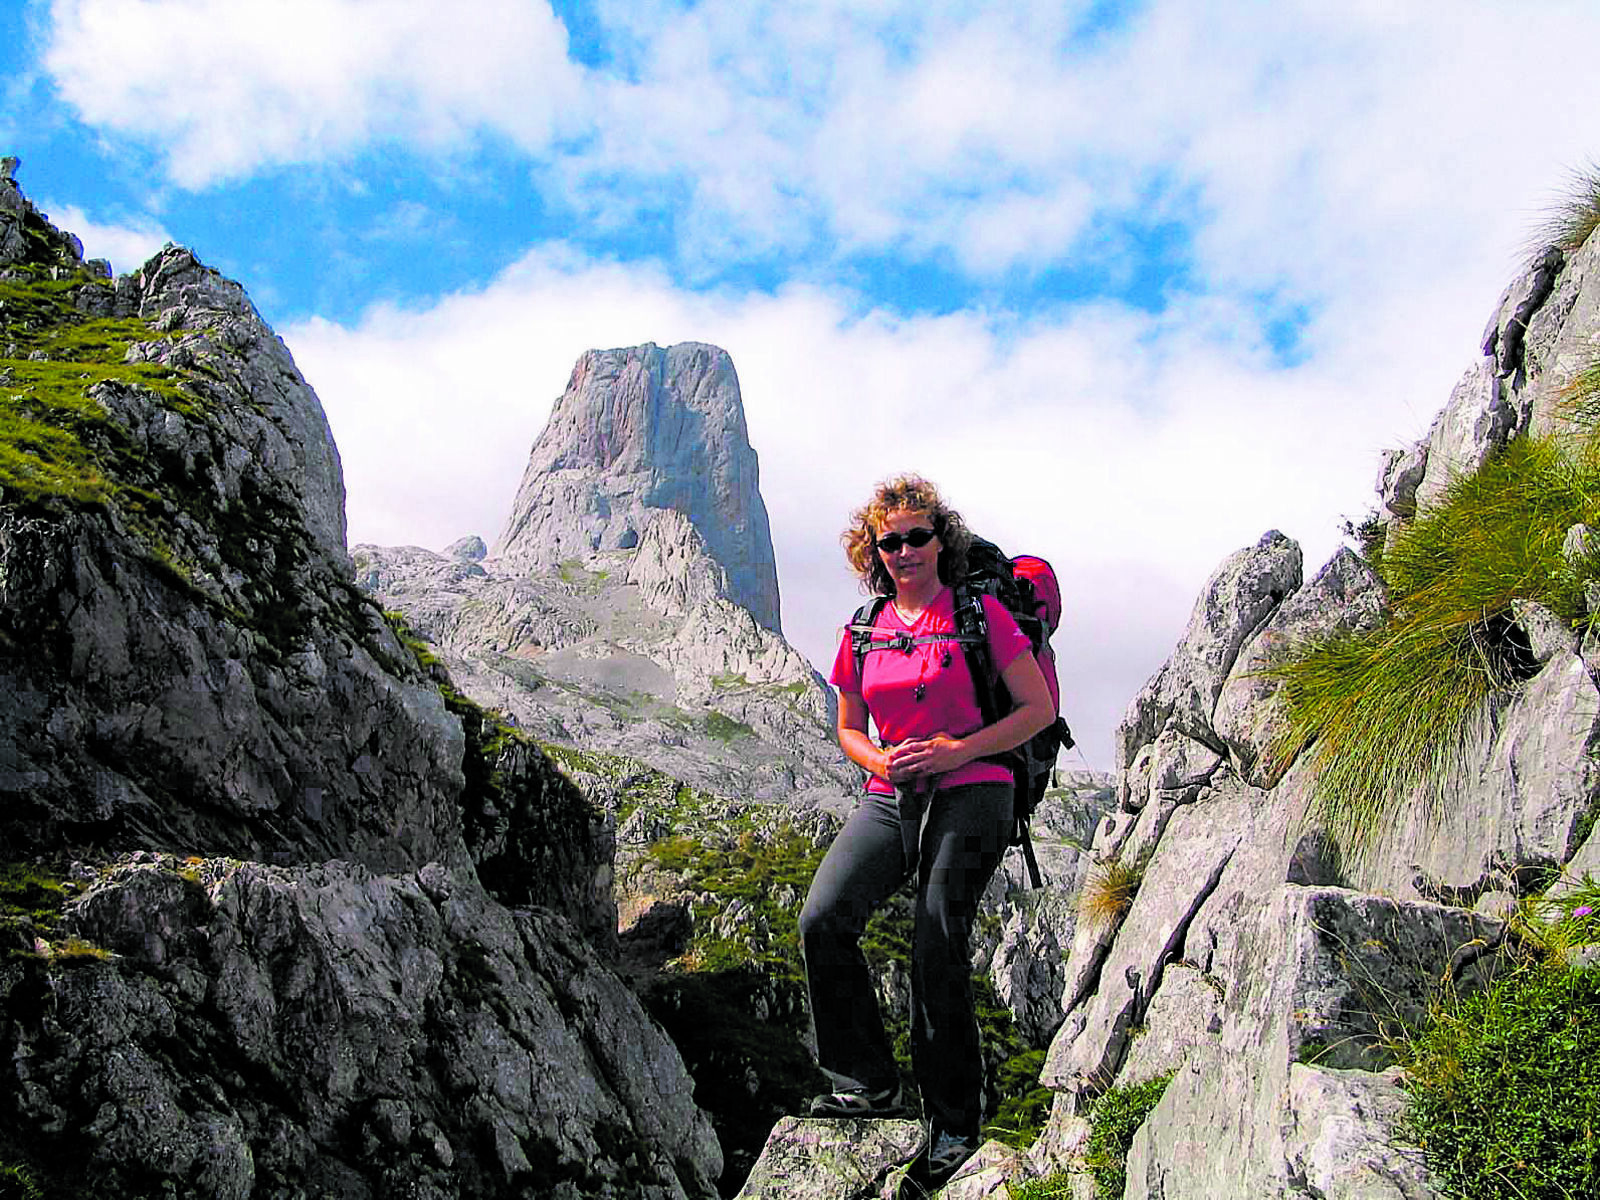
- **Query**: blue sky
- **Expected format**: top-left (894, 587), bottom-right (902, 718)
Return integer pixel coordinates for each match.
top-left (4, 0), bottom-right (1599, 770)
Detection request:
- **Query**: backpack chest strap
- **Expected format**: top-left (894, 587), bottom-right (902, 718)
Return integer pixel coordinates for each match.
top-left (847, 627), bottom-right (983, 655)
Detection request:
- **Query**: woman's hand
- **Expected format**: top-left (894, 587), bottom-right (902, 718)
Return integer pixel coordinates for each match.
top-left (837, 689), bottom-right (894, 782)
top-left (885, 734), bottom-right (972, 783)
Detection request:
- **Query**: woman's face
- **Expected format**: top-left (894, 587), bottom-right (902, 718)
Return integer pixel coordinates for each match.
top-left (875, 508), bottom-right (942, 594)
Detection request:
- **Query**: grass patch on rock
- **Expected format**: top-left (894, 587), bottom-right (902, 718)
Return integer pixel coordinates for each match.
top-left (1400, 956), bottom-right (1600, 1199)
top-left (0, 861), bottom-right (71, 954)
top-left (1081, 852), bottom-right (1146, 927)
top-left (1268, 431), bottom-right (1600, 856)
top-left (0, 861), bottom-right (110, 966)
top-left (0, 274), bottom-right (189, 511)
top-left (1083, 1072), bottom-right (1173, 1199)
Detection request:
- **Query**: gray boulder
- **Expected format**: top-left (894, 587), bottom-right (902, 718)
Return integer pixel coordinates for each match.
top-left (1116, 531), bottom-right (1302, 797)
top-left (445, 534), bottom-right (488, 562)
top-left (1213, 547), bottom-right (1389, 788)
top-left (733, 1117), bottom-right (923, 1200)
top-left (1119, 886), bottom-right (1501, 1199)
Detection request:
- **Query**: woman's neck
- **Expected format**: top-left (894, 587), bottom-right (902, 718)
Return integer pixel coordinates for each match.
top-left (893, 580), bottom-right (943, 621)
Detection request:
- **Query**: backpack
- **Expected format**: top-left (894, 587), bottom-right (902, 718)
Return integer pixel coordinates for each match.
top-left (848, 536), bottom-right (1073, 887)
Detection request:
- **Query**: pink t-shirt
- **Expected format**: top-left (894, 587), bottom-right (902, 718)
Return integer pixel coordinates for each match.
top-left (830, 589), bottom-right (1033, 795)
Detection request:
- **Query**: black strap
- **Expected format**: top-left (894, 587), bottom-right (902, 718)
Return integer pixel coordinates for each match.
top-left (955, 585), bottom-right (1047, 887)
top-left (1018, 824), bottom-right (1042, 889)
top-left (951, 585), bottom-right (997, 725)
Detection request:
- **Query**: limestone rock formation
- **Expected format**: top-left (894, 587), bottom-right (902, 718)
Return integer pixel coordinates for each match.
top-left (1016, 217), bottom-right (1600, 1199)
top-left (1380, 231), bottom-right (1600, 519)
top-left (494, 341), bottom-right (783, 634)
top-left (13, 854), bottom-right (719, 1199)
top-left (359, 344), bottom-right (854, 810)
top-left (0, 173), bottom-right (719, 1198)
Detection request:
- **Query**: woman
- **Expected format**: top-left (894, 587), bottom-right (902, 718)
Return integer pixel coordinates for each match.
top-left (799, 474), bottom-right (1054, 1190)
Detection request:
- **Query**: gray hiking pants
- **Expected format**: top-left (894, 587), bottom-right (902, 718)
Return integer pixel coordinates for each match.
top-left (799, 782), bottom-right (1012, 1138)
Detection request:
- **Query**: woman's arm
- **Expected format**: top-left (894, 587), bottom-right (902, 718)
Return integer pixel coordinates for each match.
top-left (836, 688), bottom-right (892, 783)
top-left (885, 650), bottom-right (1054, 780)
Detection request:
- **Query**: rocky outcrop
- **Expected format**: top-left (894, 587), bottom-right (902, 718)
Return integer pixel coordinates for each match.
top-left (1013, 216), bottom-right (1600, 1199)
top-left (357, 346), bottom-right (855, 810)
top-left (353, 525), bottom-right (856, 807)
top-left (1120, 887), bottom-right (1503, 1200)
top-left (1381, 231), bottom-right (1600, 519)
top-left (8, 854), bottom-right (719, 1199)
top-left (0, 173), bottom-right (718, 1198)
top-left (494, 341), bottom-right (783, 634)
top-left (1, 206), bottom-right (456, 873)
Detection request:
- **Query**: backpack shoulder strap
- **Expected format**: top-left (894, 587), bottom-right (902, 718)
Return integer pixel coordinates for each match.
top-left (849, 596), bottom-right (890, 688)
top-left (953, 585), bottom-right (1000, 726)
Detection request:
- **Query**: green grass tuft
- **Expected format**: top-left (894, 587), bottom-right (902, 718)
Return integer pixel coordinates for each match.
top-left (1526, 161), bottom-right (1600, 262)
top-left (1, 274), bottom-right (192, 511)
top-left (1400, 958), bottom-right (1600, 1199)
top-left (1006, 1171), bottom-right (1075, 1199)
top-left (1084, 1072), bottom-right (1173, 1198)
top-left (1269, 433), bottom-right (1600, 857)
top-left (1557, 357), bottom-right (1600, 433)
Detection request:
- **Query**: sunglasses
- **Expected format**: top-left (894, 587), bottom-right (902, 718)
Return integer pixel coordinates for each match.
top-left (874, 527), bottom-right (937, 554)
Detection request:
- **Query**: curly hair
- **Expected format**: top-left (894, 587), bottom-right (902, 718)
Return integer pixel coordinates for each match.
top-left (842, 474), bottom-right (972, 596)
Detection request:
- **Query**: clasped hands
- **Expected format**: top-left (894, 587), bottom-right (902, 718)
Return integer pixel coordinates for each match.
top-left (882, 733), bottom-right (970, 785)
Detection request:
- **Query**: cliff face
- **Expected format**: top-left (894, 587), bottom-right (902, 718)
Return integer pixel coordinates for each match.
top-left (0, 168), bottom-right (720, 1199)
top-left (494, 342), bottom-right (783, 635)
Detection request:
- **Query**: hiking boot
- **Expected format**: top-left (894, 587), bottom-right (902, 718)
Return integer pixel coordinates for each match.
top-left (897, 1127), bottom-right (978, 1195)
top-left (807, 1081), bottom-right (908, 1118)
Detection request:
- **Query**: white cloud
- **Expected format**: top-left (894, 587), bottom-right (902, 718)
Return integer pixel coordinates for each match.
top-left (37, 201), bottom-right (171, 272)
top-left (40, 0), bottom-right (1600, 774)
top-left (43, 0), bottom-right (582, 186)
top-left (40, 0), bottom-right (1600, 308)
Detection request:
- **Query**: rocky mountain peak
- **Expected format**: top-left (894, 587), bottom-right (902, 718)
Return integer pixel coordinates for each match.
top-left (493, 341), bottom-right (783, 633)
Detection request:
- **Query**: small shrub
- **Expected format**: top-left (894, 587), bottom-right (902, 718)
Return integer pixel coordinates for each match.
top-left (1526, 161), bottom-right (1600, 262)
top-left (1081, 854), bottom-right (1145, 927)
top-left (1084, 1072), bottom-right (1173, 1199)
top-left (1006, 1172), bottom-right (1074, 1199)
top-left (1400, 958), bottom-right (1600, 1199)
top-left (1527, 873), bottom-right (1600, 959)
top-left (0, 1161), bottom-right (44, 1200)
